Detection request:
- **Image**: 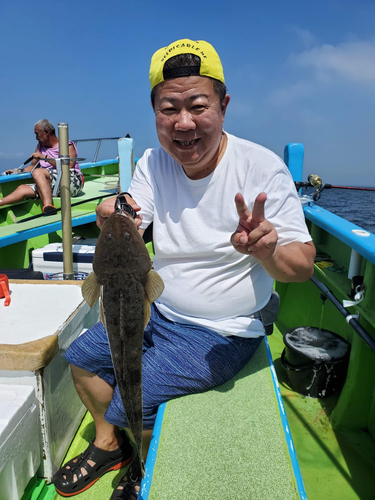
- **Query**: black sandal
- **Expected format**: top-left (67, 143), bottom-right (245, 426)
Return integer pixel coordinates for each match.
top-left (110, 461), bottom-right (142, 500)
top-left (42, 204), bottom-right (58, 215)
top-left (53, 433), bottom-right (133, 497)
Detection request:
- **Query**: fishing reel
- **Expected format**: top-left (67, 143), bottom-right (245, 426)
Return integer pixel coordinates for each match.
top-left (295, 174), bottom-right (332, 201)
top-left (114, 192), bottom-right (136, 219)
top-left (308, 174), bottom-right (325, 201)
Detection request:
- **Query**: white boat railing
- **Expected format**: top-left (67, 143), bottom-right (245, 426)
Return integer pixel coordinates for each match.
top-left (72, 137), bottom-right (123, 163)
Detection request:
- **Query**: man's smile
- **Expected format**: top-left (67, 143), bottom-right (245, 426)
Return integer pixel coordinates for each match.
top-left (174, 138), bottom-right (200, 147)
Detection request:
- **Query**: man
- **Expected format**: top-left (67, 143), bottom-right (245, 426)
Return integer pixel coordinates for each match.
top-left (54, 39), bottom-right (315, 500)
top-left (0, 119), bottom-right (83, 214)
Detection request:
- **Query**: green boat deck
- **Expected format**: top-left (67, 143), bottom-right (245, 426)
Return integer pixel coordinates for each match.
top-left (23, 324), bottom-right (375, 500)
top-left (18, 258), bottom-right (375, 500)
top-left (48, 338), bottom-right (303, 500)
top-left (145, 338), bottom-right (302, 500)
top-left (269, 330), bottom-right (375, 500)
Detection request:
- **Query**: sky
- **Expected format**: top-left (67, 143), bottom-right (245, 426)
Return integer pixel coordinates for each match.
top-left (1, 0), bottom-right (374, 186)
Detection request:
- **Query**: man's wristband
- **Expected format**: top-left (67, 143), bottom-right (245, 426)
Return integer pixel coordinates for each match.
top-left (45, 155), bottom-right (47, 160)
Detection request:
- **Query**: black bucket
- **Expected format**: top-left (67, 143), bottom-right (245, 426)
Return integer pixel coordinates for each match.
top-left (281, 327), bottom-right (351, 398)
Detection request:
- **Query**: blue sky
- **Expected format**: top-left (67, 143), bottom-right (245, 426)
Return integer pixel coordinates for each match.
top-left (1, 0), bottom-right (374, 186)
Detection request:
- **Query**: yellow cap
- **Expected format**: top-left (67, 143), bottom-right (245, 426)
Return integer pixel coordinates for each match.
top-left (149, 39), bottom-right (225, 90)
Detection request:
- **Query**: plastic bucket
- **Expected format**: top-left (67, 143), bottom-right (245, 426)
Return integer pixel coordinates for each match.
top-left (281, 327), bottom-right (350, 398)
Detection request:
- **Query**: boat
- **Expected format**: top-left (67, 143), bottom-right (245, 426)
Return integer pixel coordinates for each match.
top-left (0, 135), bottom-right (136, 274)
top-left (0, 139), bottom-right (374, 500)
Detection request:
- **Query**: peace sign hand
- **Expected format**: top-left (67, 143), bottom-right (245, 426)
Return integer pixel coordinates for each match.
top-left (230, 192), bottom-right (278, 260)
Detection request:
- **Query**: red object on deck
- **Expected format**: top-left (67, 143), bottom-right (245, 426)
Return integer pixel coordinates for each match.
top-left (0, 274), bottom-right (11, 306)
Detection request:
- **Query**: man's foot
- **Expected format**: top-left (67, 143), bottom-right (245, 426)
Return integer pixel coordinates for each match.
top-left (43, 204), bottom-right (57, 215)
top-left (53, 431), bottom-right (133, 497)
top-left (110, 462), bottom-right (142, 500)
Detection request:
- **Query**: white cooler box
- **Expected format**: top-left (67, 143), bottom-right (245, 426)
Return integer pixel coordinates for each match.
top-left (0, 385), bottom-right (40, 500)
top-left (32, 242), bottom-right (96, 280)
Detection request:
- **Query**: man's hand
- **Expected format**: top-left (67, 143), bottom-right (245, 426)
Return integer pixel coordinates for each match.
top-left (230, 192), bottom-right (278, 261)
top-left (231, 192), bottom-right (316, 282)
top-left (31, 152), bottom-right (46, 160)
top-left (96, 194), bottom-right (143, 230)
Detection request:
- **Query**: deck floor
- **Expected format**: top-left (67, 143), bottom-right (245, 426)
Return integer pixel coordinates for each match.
top-left (147, 340), bottom-right (299, 500)
top-left (50, 327), bottom-right (375, 500)
top-left (54, 341), bottom-right (299, 500)
top-left (0, 176), bottom-right (117, 238)
top-left (268, 328), bottom-right (375, 500)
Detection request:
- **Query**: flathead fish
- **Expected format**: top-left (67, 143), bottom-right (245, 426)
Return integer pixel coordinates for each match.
top-left (82, 201), bottom-right (164, 476)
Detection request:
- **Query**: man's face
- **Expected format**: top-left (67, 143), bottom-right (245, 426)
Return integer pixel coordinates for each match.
top-left (34, 126), bottom-right (49, 145)
top-left (153, 76), bottom-right (230, 179)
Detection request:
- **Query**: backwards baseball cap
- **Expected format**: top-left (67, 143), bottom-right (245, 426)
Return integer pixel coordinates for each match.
top-left (149, 39), bottom-right (225, 90)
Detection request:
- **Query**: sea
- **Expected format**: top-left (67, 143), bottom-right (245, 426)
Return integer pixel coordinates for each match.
top-left (308, 187), bottom-right (375, 235)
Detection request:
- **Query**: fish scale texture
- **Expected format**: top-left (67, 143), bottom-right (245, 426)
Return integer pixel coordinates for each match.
top-left (149, 342), bottom-right (299, 500)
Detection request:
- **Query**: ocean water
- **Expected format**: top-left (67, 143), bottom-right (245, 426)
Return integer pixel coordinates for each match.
top-left (311, 187), bottom-right (375, 235)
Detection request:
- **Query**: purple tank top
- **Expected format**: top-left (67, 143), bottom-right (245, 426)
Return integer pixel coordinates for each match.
top-left (38, 141), bottom-right (82, 177)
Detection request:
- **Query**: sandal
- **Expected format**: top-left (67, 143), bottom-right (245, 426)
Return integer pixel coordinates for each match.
top-left (53, 432), bottom-right (133, 497)
top-left (43, 204), bottom-right (57, 215)
top-left (110, 461), bottom-right (142, 500)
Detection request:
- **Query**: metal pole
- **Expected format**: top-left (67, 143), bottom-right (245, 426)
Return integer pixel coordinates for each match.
top-left (58, 123), bottom-right (74, 280)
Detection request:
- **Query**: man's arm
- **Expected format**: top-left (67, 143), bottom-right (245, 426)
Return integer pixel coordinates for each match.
top-left (68, 143), bottom-right (77, 169)
top-left (96, 194), bottom-right (144, 236)
top-left (22, 147), bottom-right (40, 172)
top-left (32, 143), bottom-right (77, 169)
top-left (231, 192), bottom-right (316, 283)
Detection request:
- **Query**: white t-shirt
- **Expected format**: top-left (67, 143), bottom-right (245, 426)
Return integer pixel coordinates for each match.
top-left (129, 133), bottom-right (311, 338)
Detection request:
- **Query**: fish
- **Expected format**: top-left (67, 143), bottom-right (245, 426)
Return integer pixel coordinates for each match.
top-left (82, 198), bottom-right (164, 476)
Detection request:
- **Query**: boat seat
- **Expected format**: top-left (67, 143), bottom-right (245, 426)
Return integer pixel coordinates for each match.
top-left (0, 332), bottom-right (58, 371)
top-left (142, 337), bottom-right (305, 500)
top-left (0, 281), bottom-right (89, 371)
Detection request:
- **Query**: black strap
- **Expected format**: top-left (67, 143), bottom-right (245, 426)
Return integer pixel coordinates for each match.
top-left (163, 66), bottom-right (200, 80)
top-left (114, 193), bottom-right (136, 218)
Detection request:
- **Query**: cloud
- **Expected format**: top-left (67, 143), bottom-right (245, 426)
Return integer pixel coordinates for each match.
top-left (268, 38), bottom-right (375, 106)
top-left (292, 27), bottom-right (318, 49)
top-left (295, 40), bottom-right (375, 86)
top-left (267, 80), bottom-right (315, 106)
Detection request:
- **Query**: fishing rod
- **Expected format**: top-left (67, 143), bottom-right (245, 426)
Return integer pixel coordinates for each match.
top-left (295, 174), bottom-right (375, 201)
top-left (0, 156), bottom-right (34, 176)
top-left (310, 276), bottom-right (375, 355)
top-left (326, 185), bottom-right (375, 191)
top-left (17, 192), bottom-right (118, 223)
top-left (294, 174), bottom-right (375, 201)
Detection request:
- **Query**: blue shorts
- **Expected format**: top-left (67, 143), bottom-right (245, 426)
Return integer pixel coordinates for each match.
top-left (64, 305), bottom-right (263, 429)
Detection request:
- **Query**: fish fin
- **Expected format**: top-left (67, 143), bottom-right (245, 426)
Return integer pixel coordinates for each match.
top-left (145, 269), bottom-right (164, 303)
top-left (144, 298), bottom-right (151, 329)
top-left (100, 288), bottom-right (106, 328)
top-left (82, 272), bottom-right (100, 308)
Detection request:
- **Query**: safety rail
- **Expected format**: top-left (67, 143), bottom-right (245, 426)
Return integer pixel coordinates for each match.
top-left (72, 137), bottom-right (123, 163)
